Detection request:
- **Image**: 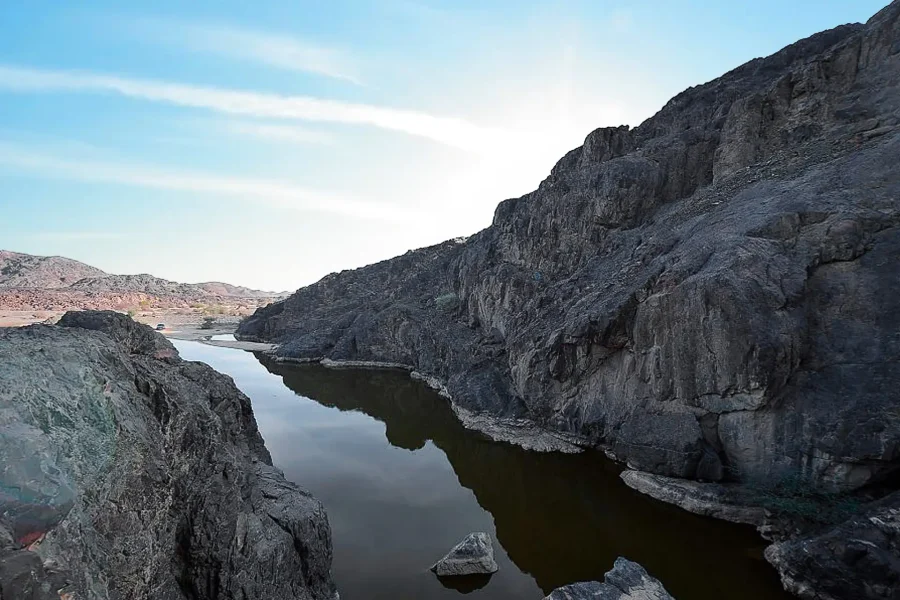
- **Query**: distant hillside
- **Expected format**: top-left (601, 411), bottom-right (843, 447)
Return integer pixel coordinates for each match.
top-left (67, 274), bottom-right (274, 300)
top-left (0, 250), bottom-right (281, 312)
top-left (0, 250), bottom-right (107, 288)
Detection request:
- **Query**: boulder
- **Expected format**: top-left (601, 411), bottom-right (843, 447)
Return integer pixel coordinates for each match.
top-left (0, 311), bottom-right (337, 600)
top-left (544, 557), bottom-right (675, 600)
top-left (431, 532), bottom-right (499, 577)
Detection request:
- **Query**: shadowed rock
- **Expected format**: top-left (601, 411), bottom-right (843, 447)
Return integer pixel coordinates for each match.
top-left (765, 491), bottom-right (900, 600)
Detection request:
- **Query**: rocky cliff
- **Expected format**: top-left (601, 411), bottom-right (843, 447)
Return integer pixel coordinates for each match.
top-left (240, 2), bottom-right (900, 494)
top-left (0, 311), bottom-right (335, 599)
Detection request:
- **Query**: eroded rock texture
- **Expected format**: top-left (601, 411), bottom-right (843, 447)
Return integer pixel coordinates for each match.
top-left (430, 532), bottom-right (499, 577)
top-left (765, 491), bottom-right (900, 600)
top-left (0, 311), bottom-right (336, 600)
top-left (240, 4), bottom-right (900, 490)
top-left (544, 557), bottom-right (675, 600)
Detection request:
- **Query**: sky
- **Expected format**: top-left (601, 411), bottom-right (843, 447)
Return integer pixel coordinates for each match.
top-left (0, 0), bottom-right (888, 291)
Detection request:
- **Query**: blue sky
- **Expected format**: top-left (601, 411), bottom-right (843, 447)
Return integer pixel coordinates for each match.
top-left (0, 0), bottom-right (887, 290)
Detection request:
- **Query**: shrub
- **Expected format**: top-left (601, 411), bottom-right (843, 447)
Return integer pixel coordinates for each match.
top-left (200, 316), bottom-right (217, 330)
top-left (434, 293), bottom-right (459, 311)
top-left (740, 470), bottom-right (862, 525)
top-left (203, 304), bottom-right (227, 316)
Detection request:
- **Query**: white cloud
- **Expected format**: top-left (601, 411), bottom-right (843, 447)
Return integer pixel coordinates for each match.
top-left (29, 232), bottom-right (128, 241)
top-left (0, 65), bottom-right (504, 153)
top-left (131, 19), bottom-right (362, 85)
top-left (0, 142), bottom-right (412, 223)
top-left (224, 121), bottom-right (335, 145)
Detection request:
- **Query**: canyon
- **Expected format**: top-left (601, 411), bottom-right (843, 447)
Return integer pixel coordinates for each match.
top-left (2, 2), bottom-right (899, 599)
top-left (238, 3), bottom-right (900, 598)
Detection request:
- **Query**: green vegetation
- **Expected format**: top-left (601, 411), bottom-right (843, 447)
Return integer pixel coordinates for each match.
top-left (202, 304), bottom-right (227, 316)
top-left (741, 471), bottom-right (862, 525)
top-left (200, 316), bottom-right (217, 330)
top-left (126, 309), bottom-right (136, 318)
top-left (434, 293), bottom-right (459, 311)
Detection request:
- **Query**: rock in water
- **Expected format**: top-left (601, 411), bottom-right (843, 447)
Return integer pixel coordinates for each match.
top-left (0, 311), bottom-right (337, 600)
top-left (431, 532), bottom-right (499, 576)
top-left (545, 558), bottom-right (675, 600)
top-left (239, 1), bottom-right (900, 492)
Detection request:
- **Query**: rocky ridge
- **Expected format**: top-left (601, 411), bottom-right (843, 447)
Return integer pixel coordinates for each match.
top-left (0, 250), bottom-right (281, 312)
top-left (240, 0), bottom-right (900, 494)
top-left (0, 250), bottom-right (106, 288)
top-left (239, 4), bottom-right (900, 598)
top-left (0, 311), bottom-right (335, 600)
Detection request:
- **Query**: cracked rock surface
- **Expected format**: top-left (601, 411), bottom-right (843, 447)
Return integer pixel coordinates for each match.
top-left (430, 532), bottom-right (499, 577)
top-left (0, 311), bottom-right (336, 600)
top-left (765, 491), bottom-right (900, 600)
top-left (544, 558), bottom-right (675, 600)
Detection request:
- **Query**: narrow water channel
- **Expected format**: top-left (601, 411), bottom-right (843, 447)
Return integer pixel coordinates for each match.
top-left (172, 340), bottom-right (791, 600)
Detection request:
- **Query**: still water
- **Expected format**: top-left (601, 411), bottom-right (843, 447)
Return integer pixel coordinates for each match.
top-left (172, 340), bottom-right (791, 600)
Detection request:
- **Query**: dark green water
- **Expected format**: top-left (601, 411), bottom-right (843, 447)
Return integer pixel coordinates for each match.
top-left (172, 340), bottom-right (791, 600)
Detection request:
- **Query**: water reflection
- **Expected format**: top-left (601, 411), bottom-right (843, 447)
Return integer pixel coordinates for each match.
top-left (170, 340), bottom-right (789, 600)
top-left (259, 358), bottom-right (791, 600)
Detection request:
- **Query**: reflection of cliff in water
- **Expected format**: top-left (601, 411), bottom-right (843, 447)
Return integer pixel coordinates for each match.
top-left (258, 358), bottom-right (790, 600)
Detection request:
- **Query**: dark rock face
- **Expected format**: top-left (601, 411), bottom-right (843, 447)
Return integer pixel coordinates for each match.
top-left (544, 557), bottom-right (675, 600)
top-left (765, 491), bottom-right (900, 600)
top-left (0, 311), bottom-right (335, 600)
top-left (240, 2), bottom-right (900, 490)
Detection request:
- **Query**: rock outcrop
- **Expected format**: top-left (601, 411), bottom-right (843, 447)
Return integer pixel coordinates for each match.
top-left (619, 470), bottom-right (767, 526)
top-left (0, 250), bottom-right (106, 288)
top-left (430, 532), bottom-right (499, 577)
top-left (544, 558), bottom-right (674, 600)
top-left (240, 2), bottom-right (900, 493)
top-left (765, 491), bottom-right (900, 600)
top-left (0, 311), bottom-right (336, 600)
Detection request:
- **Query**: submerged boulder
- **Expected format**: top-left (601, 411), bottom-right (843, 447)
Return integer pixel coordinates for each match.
top-left (431, 532), bottom-right (499, 577)
top-left (545, 557), bottom-right (675, 600)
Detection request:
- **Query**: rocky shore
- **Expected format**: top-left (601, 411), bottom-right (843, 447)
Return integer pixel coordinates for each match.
top-left (0, 311), bottom-right (336, 600)
top-left (238, 3), bottom-right (900, 598)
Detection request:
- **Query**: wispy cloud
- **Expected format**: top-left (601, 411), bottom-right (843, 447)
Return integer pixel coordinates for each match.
top-left (224, 121), bottom-right (335, 146)
top-left (0, 142), bottom-right (410, 222)
top-left (0, 65), bottom-right (503, 153)
top-left (29, 232), bottom-right (128, 241)
top-left (131, 19), bottom-right (362, 85)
